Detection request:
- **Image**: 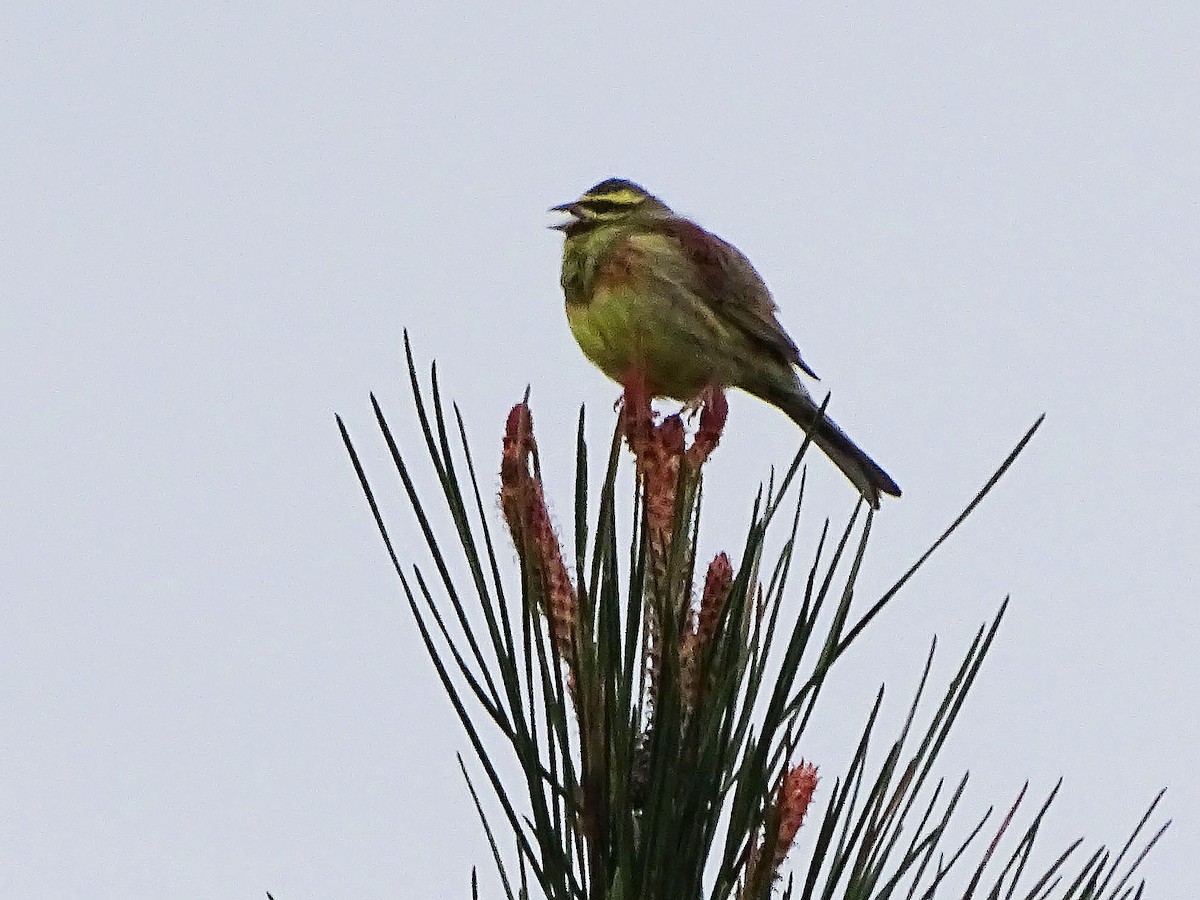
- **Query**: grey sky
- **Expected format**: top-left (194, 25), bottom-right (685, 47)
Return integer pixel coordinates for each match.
top-left (3, 3), bottom-right (1195, 897)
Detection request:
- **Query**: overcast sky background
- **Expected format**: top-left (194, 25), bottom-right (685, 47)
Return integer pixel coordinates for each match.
top-left (3, 3), bottom-right (1196, 897)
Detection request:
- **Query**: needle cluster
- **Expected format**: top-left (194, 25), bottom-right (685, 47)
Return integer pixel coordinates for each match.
top-left (337, 334), bottom-right (1167, 900)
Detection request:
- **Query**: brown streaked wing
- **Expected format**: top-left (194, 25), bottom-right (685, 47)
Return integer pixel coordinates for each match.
top-left (650, 218), bottom-right (818, 380)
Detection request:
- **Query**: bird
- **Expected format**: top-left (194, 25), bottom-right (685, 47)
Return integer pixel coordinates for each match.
top-left (550, 177), bottom-right (901, 508)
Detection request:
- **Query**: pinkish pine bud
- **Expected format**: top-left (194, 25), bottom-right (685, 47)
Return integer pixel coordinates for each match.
top-left (773, 761), bottom-right (819, 869)
top-left (697, 552), bottom-right (734, 649)
top-left (500, 402), bottom-right (578, 674)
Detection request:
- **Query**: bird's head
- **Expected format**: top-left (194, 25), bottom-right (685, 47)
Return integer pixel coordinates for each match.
top-left (550, 178), bottom-right (672, 235)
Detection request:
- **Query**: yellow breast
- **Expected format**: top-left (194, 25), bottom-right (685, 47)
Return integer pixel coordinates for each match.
top-left (566, 283), bottom-right (722, 400)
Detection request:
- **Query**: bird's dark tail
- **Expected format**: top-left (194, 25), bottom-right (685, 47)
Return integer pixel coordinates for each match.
top-left (762, 383), bottom-right (901, 509)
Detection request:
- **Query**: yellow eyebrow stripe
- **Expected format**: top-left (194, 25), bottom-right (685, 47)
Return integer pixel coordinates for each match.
top-left (582, 188), bottom-right (645, 206)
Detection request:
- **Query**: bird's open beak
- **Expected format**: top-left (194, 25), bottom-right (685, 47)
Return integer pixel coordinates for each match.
top-left (548, 201), bottom-right (581, 231)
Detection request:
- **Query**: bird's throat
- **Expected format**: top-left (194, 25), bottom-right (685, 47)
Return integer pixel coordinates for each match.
top-left (559, 224), bottom-right (627, 306)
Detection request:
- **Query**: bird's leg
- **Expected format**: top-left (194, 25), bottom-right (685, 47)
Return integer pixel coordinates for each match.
top-left (680, 383), bottom-right (724, 422)
top-left (687, 385), bottom-right (727, 466)
top-left (618, 368), bottom-right (656, 438)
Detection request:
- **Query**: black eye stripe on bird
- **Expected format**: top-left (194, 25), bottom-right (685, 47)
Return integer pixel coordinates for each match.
top-left (578, 198), bottom-right (627, 214)
top-left (553, 177), bottom-right (901, 508)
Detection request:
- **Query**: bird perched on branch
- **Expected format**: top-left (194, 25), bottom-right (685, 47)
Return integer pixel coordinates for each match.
top-left (550, 177), bottom-right (901, 508)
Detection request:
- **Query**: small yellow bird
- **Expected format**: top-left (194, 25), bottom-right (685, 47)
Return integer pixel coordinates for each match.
top-left (551, 178), bottom-right (901, 508)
